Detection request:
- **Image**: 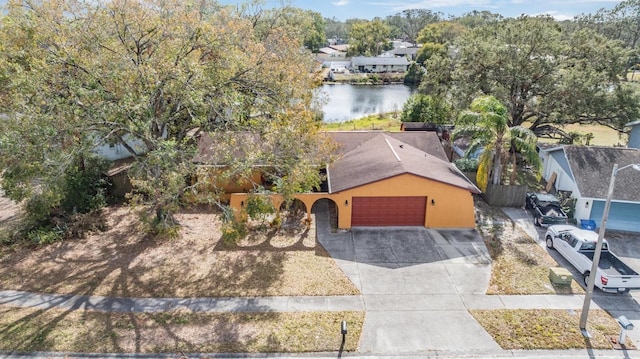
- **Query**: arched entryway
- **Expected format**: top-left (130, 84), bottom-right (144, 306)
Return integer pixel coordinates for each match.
top-left (311, 198), bottom-right (339, 232)
top-left (279, 198), bottom-right (308, 228)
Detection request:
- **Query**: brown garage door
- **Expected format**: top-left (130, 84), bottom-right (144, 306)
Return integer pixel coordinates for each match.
top-left (351, 196), bottom-right (426, 226)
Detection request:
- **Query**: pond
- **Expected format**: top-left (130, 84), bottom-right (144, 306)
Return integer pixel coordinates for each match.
top-left (316, 84), bottom-right (415, 122)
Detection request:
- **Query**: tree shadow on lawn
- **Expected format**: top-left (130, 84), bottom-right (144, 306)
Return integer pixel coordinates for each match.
top-left (0, 206), bottom-right (219, 298)
top-left (214, 227), bottom-right (313, 252)
top-left (0, 203), bottom-right (347, 299)
top-left (0, 304), bottom-right (281, 353)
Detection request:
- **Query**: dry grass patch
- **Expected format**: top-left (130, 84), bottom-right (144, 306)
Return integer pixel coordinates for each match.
top-left (322, 115), bottom-right (401, 131)
top-left (0, 205), bottom-right (359, 298)
top-left (0, 305), bottom-right (364, 353)
top-left (475, 198), bottom-right (584, 295)
top-left (471, 309), bottom-right (633, 350)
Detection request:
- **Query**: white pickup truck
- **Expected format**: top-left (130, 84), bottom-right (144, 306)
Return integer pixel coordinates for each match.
top-left (545, 225), bottom-right (640, 294)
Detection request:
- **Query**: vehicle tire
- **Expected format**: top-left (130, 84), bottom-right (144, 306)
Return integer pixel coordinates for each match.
top-left (546, 235), bottom-right (554, 249)
top-left (583, 272), bottom-right (591, 287)
top-left (534, 216), bottom-right (541, 227)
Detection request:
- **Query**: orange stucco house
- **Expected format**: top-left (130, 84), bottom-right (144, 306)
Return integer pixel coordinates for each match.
top-left (226, 131), bottom-right (480, 229)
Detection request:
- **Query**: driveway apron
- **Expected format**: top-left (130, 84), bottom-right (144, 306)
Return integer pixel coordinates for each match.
top-left (316, 209), bottom-right (499, 354)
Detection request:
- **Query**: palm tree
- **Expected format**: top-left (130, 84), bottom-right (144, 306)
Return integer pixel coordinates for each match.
top-left (454, 95), bottom-right (540, 191)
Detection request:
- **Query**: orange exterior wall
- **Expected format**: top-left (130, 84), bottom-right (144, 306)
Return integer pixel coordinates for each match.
top-left (335, 174), bottom-right (476, 229)
top-left (229, 173), bottom-right (475, 230)
top-left (188, 167), bottom-right (264, 203)
top-left (229, 192), bottom-right (340, 223)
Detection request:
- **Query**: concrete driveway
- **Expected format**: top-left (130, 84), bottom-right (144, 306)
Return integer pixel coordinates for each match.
top-left (316, 217), bottom-right (499, 354)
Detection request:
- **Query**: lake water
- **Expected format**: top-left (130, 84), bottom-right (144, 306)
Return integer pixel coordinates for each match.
top-left (316, 84), bottom-right (414, 122)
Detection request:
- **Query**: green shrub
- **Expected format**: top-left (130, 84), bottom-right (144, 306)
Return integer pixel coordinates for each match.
top-left (245, 195), bottom-right (275, 222)
top-left (27, 227), bottom-right (64, 245)
top-left (221, 221), bottom-right (247, 245)
top-left (368, 74), bottom-right (381, 84)
top-left (454, 158), bottom-right (479, 172)
top-left (61, 156), bottom-right (108, 214)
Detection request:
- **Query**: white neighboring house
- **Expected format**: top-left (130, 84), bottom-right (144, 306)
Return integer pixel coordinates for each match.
top-left (539, 129), bottom-right (640, 232)
top-left (351, 56), bottom-right (410, 73)
top-left (92, 134), bottom-right (147, 161)
top-left (328, 61), bottom-right (350, 74)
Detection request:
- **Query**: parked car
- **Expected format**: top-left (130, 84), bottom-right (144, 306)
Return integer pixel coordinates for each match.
top-left (545, 225), bottom-right (640, 293)
top-left (525, 192), bottom-right (569, 226)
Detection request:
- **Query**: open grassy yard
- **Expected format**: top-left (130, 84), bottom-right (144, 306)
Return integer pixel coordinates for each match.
top-left (0, 205), bottom-right (359, 298)
top-left (475, 198), bottom-right (584, 295)
top-left (322, 115), bottom-right (401, 132)
top-left (472, 309), bottom-right (632, 350)
top-left (537, 123), bottom-right (626, 147)
top-left (0, 305), bottom-right (364, 353)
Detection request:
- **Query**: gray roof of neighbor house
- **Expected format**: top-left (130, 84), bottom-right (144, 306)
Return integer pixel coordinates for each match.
top-left (351, 56), bottom-right (410, 66)
top-left (327, 131), bottom-right (448, 161)
top-left (329, 44), bottom-right (349, 52)
top-left (326, 132), bottom-right (479, 194)
top-left (385, 47), bottom-right (419, 57)
top-left (563, 146), bottom-right (640, 202)
top-left (193, 131), bottom-right (265, 166)
top-left (318, 47), bottom-right (341, 55)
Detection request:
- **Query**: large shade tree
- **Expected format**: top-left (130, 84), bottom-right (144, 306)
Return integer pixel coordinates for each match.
top-left (385, 9), bottom-right (442, 45)
top-left (425, 15), bottom-right (640, 139)
top-left (0, 0), bottom-right (329, 233)
top-left (346, 19), bottom-right (392, 56)
top-left (400, 94), bottom-right (452, 124)
top-left (575, 0), bottom-right (640, 75)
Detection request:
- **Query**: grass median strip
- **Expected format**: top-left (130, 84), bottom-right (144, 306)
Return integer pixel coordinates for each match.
top-left (0, 305), bottom-right (364, 353)
top-left (471, 309), bottom-right (633, 350)
top-left (475, 199), bottom-right (584, 295)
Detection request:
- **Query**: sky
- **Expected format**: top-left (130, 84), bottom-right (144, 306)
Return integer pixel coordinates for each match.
top-left (218, 0), bottom-right (622, 21)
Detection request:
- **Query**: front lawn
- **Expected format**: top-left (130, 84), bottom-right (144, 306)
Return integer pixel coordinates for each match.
top-left (471, 309), bottom-right (632, 350)
top-left (0, 205), bottom-right (359, 298)
top-left (0, 305), bottom-right (364, 353)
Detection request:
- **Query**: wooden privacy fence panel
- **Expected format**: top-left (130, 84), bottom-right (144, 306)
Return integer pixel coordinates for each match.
top-left (482, 184), bottom-right (528, 207)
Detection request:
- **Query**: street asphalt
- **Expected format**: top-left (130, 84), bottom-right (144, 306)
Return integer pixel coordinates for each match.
top-left (2, 203), bottom-right (640, 358)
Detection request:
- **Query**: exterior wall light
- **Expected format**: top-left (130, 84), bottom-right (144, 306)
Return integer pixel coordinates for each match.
top-left (344, 200), bottom-right (349, 206)
top-left (431, 199), bottom-right (436, 205)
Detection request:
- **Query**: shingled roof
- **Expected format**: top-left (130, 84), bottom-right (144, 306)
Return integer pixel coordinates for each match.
top-left (564, 146), bottom-right (640, 202)
top-left (193, 131), bottom-right (265, 166)
top-left (326, 131), bottom-right (449, 161)
top-left (327, 132), bottom-right (479, 193)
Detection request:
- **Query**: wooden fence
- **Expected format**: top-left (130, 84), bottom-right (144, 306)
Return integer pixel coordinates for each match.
top-left (482, 184), bottom-right (528, 207)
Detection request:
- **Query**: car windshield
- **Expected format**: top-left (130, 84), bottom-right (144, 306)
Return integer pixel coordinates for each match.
top-left (580, 242), bottom-right (608, 251)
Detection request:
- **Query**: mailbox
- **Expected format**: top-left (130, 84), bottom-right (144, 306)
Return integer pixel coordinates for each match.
top-left (617, 316), bottom-right (634, 331)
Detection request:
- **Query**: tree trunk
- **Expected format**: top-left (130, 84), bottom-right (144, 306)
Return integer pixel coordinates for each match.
top-left (492, 142), bottom-right (503, 185)
top-left (510, 151), bottom-right (517, 185)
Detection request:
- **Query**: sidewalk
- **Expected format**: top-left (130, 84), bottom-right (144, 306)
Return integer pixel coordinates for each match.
top-left (3, 288), bottom-right (638, 313)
